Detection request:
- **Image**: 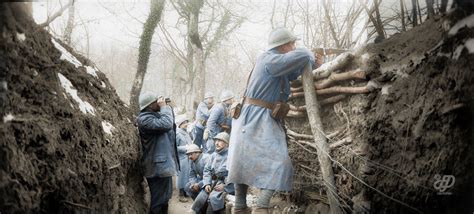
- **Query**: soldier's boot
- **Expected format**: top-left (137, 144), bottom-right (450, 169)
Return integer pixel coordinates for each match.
top-left (252, 207), bottom-right (269, 214)
top-left (232, 206), bottom-right (252, 214)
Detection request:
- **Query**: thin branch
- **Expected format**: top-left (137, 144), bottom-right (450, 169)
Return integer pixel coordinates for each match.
top-left (39, 0), bottom-right (74, 28)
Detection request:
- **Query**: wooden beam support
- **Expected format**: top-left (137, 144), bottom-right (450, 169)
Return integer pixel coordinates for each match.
top-left (302, 62), bottom-right (342, 214)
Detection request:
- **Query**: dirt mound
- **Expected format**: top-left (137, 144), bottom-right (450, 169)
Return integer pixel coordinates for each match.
top-left (287, 10), bottom-right (474, 213)
top-left (0, 3), bottom-right (146, 213)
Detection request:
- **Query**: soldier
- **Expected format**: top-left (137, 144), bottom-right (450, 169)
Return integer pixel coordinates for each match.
top-left (185, 144), bottom-right (211, 200)
top-left (176, 115), bottom-right (193, 203)
top-left (137, 91), bottom-right (179, 214)
top-left (193, 92), bottom-right (215, 150)
top-left (204, 90), bottom-right (234, 154)
top-left (189, 132), bottom-right (234, 214)
top-left (228, 27), bottom-right (319, 214)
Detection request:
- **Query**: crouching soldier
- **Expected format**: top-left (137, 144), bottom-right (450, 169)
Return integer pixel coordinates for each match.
top-left (185, 144), bottom-right (211, 200)
top-left (190, 132), bottom-right (234, 214)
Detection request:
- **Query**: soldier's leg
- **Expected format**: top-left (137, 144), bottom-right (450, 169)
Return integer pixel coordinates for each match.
top-left (256, 188), bottom-right (274, 207)
top-left (234, 183), bottom-right (248, 209)
top-left (147, 176), bottom-right (173, 214)
top-left (191, 190), bottom-right (209, 213)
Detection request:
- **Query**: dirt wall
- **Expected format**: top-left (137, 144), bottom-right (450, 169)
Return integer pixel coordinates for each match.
top-left (0, 3), bottom-right (147, 213)
top-left (287, 11), bottom-right (474, 213)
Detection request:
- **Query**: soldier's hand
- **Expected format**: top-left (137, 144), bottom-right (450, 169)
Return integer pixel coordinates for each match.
top-left (203, 129), bottom-right (209, 141)
top-left (205, 185), bottom-right (212, 193)
top-left (157, 97), bottom-right (166, 107)
top-left (192, 184), bottom-right (200, 192)
top-left (214, 184), bottom-right (224, 192)
top-left (316, 53), bottom-right (324, 67)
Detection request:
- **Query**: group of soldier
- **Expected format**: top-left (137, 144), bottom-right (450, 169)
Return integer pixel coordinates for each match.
top-left (136, 27), bottom-right (319, 214)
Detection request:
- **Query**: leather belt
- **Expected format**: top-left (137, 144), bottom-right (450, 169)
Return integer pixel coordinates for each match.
top-left (244, 97), bottom-right (274, 110)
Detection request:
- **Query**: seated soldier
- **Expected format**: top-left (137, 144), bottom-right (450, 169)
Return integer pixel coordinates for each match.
top-left (185, 144), bottom-right (211, 200)
top-left (189, 132), bottom-right (234, 214)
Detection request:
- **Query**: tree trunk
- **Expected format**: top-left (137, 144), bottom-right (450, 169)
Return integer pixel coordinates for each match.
top-left (302, 63), bottom-right (342, 214)
top-left (187, 0), bottom-right (204, 112)
top-left (63, 1), bottom-right (75, 45)
top-left (426, 0), bottom-right (435, 18)
top-left (400, 0), bottom-right (406, 31)
top-left (439, 0), bottom-right (448, 13)
top-left (129, 0), bottom-right (165, 113)
top-left (411, 0), bottom-right (418, 27)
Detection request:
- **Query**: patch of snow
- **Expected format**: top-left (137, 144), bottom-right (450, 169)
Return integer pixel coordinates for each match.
top-left (381, 85), bottom-right (392, 95)
top-left (100, 81), bottom-right (106, 88)
top-left (380, 55), bottom-right (424, 78)
top-left (453, 45), bottom-right (464, 60)
top-left (102, 121), bottom-right (115, 135)
top-left (465, 38), bottom-right (474, 53)
top-left (51, 38), bottom-right (82, 68)
top-left (57, 73), bottom-right (95, 115)
top-left (85, 66), bottom-right (98, 78)
top-left (449, 14), bottom-right (474, 35)
top-left (1, 81), bottom-right (7, 90)
top-left (361, 53), bottom-right (371, 62)
top-left (16, 33), bottom-right (26, 42)
top-left (3, 113), bottom-right (15, 123)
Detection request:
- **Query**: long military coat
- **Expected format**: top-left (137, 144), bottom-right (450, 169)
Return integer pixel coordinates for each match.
top-left (227, 48), bottom-right (315, 191)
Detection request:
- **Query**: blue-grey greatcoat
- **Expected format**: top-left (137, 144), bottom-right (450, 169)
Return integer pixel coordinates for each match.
top-left (192, 148), bottom-right (233, 212)
top-left (137, 106), bottom-right (179, 178)
top-left (193, 101), bottom-right (210, 148)
top-left (227, 48), bottom-right (315, 191)
top-left (185, 153), bottom-right (211, 198)
top-left (205, 103), bottom-right (232, 153)
top-left (176, 127), bottom-right (192, 190)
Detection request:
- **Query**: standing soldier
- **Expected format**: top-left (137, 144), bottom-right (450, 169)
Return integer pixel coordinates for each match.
top-left (193, 92), bottom-right (215, 150)
top-left (175, 115), bottom-right (193, 203)
top-left (204, 90), bottom-right (234, 154)
top-left (137, 91), bottom-right (179, 214)
top-left (227, 27), bottom-right (319, 213)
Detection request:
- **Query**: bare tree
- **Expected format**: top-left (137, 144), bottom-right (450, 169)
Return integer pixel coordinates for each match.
top-left (63, 0), bottom-right (75, 45)
top-left (129, 0), bottom-right (165, 112)
top-left (159, 0), bottom-right (244, 111)
top-left (38, 0), bottom-right (74, 28)
top-left (426, 0), bottom-right (435, 18)
top-left (411, 0), bottom-right (418, 27)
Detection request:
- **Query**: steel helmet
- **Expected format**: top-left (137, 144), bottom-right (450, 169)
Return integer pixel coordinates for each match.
top-left (204, 92), bottom-right (214, 99)
top-left (213, 132), bottom-right (230, 144)
top-left (175, 114), bottom-right (188, 127)
top-left (220, 90), bottom-right (234, 102)
top-left (186, 144), bottom-right (202, 154)
top-left (267, 27), bottom-right (298, 50)
top-left (139, 91), bottom-right (158, 111)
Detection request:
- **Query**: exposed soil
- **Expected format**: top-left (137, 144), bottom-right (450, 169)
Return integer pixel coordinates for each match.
top-left (0, 3), bottom-right (146, 213)
top-left (287, 10), bottom-right (474, 214)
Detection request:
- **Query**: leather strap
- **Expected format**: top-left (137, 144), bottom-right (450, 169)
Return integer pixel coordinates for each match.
top-left (244, 97), bottom-right (274, 109)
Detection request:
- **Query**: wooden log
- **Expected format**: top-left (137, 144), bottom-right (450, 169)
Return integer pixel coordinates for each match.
top-left (291, 69), bottom-right (367, 92)
top-left (290, 84), bottom-right (371, 98)
top-left (302, 62), bottom-right (342, 214)
top-left (287, 129), bottom-right (313, 140)
top-left (313, 52), bottom-right (354, 80)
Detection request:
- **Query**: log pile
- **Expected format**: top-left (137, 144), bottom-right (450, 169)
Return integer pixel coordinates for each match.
top-left (286, 52), bottom-right (380, 118)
